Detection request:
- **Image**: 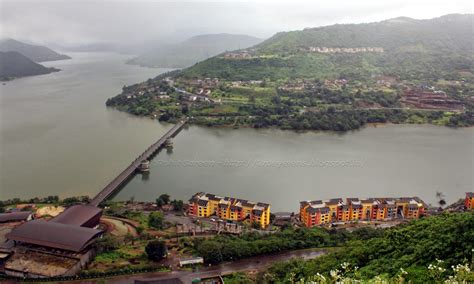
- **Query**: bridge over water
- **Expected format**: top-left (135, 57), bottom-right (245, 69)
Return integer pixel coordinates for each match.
top-left (89, 119), bottom-right (187, 206)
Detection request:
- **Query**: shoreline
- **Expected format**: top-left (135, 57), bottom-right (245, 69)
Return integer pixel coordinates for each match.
top-left (157, 117), bottom-right (472, 133)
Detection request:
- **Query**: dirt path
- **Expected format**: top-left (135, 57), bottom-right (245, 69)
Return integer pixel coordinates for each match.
top-left (101, 217), bottom-right (138, 237)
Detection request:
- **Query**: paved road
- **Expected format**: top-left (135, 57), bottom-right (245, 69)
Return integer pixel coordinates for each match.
top-left (68, 248), bottom-right (328, 283)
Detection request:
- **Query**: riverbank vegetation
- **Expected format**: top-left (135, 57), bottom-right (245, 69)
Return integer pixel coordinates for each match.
top-left (106, 76), bottom-right (474, 131)
top-left (187, 226), bottom-right (383, 264)
top-left (0, 195), bottom-right (90, 212)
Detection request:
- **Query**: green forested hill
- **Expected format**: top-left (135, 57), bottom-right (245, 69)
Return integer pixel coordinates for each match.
top-left (180, 14), bottom-right (473, 81)
top-left (257, 14), bottom-right (473, 54)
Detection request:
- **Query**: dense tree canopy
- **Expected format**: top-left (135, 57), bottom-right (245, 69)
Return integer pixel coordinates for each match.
top-left (266, 212), bottom-right (474, 282)
top-left (192, 226), bottom-right (383, 265)
top-left (145, 240), bottom-right (167, 261)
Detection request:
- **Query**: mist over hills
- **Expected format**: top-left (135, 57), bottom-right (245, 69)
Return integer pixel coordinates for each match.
top-left (127, 33), bottom-right (262, 68)
top-left (179, 14), bottom-right (473, 81)
top-left (0, 38), bottom-right (71, 62)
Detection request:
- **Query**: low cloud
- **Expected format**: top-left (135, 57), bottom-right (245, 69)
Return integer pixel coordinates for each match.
top-left (0, 0), bottom-right (472, 47)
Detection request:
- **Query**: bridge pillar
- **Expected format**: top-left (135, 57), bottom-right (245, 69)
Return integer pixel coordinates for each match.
top-left (138, 160), bottom-right (150, 172)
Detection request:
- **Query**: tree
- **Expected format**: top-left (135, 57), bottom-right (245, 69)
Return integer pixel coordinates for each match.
top-left (436, 191), bottom-right (447, 209)
top-left (136, 225), bottom-right (145, 235)
top-left (145, 240), bottom-right (167, 261)
top-left (171, 199), bottom-right (184, 212)
top-left (96, 235), bottom-right (120, 252)
top-left (45, 195), bottom-right (59, 203)
top-left (62, 197), bottom-right (80, 206)
top-left (79, 196), bottom-right (90, 203)
top-left (252, 222), bottom-right (261, 230)
top-left (159, 113), bottom-right (171, 122)
top-left (249, 94), bottom-right (256, 103)
top-left (156, 194), bottom-right (171, 207)
top-left (271, 95), bottom-right (281, 105)
top-left (181, 104), bottom-right (189, 114)
top-left (197, 240), bottom-right (223, 264)
top-left (148, 211), bottom-right (165, 229)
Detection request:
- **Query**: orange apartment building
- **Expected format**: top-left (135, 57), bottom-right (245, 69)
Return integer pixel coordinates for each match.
top-left (465, 192), bottom-right (474, 210)
top-left (300, 196), bottom-right (425, 227)
top-left (188, 192), bottom-right (271, 228)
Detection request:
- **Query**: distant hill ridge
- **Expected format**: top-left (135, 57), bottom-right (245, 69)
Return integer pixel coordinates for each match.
top-left (178, 14), bottom-right (474, 81)
top-left (127, 33), bottom-right (263, 68)
top-left (256, 14), bottom-right (473, 54)
top-left (0, 38), bottom-right (71, 62)
top-left (0, 51), bottom-right (59, 80)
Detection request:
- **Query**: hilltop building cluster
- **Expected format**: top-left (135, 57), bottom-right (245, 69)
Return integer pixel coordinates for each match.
top-left (300, 197), bottom-right (426, 227)
top-left (300, 46), bottom-right (384, 53)
top-left (184, 77), bottom-right (220, 89)
top-left (223, 51), bottom-right (252, 59)
top-left (187, 192), bottom-right (271, 228)
top-left (277, 79), bottom-right (350, 92)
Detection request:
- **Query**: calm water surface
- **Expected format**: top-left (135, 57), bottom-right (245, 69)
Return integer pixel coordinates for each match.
top-left (1, 52), bottom-right (172, 199)
top-left (1, 53), bottom-right (472, 211)
top-left (116, 124), bottom-right (473, 211)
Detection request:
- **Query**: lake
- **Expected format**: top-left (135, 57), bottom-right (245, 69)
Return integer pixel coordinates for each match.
top-left (1, 53), bottom-right (472, 211)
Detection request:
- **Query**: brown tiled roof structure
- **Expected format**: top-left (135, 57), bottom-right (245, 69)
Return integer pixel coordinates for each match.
top-left (51, 205), bottom-right (102, 228)
top-left (0, 211), bottom-right (32, 223)
top-left (6, 220), bottom-right (102, 252)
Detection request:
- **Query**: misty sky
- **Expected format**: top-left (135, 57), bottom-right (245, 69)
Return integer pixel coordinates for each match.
top-left (1, 0), bottom-right (472, 47)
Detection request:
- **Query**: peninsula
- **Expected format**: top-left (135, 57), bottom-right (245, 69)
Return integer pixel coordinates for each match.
top-left (107, 14), bottom-right (474, 131)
